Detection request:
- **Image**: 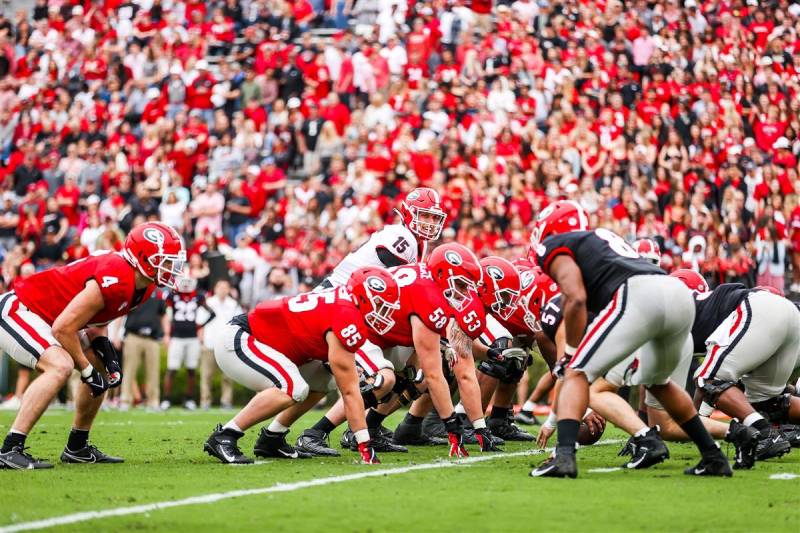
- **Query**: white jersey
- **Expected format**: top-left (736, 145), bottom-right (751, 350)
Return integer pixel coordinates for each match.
top-left (327, 224), bottom-right (421, 287)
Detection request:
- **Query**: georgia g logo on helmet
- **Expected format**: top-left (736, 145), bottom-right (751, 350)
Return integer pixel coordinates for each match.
top-left (486, 265), bottom-right (504, 281)
top-left (444, 250), bottom-right (463, 266)
top-left (142, 227), bottom-right (165, 252)
top-left (407, 190), bottom-right (420, 201)
top-left (366, 276), bottom-right (387, 292)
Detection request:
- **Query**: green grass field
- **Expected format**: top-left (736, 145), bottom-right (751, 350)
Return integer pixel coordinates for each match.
top-left (1, 408), bottom-right (799, 532)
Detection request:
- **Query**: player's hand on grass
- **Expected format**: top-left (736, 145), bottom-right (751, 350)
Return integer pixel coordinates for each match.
top-left (357, 441), bottom-right (380, 464)
top-left (447, 431), bottom-right (469, 458)
top-left (81, 365), bottom-right (109, 398)
top-left (475, 427), bottom-right (502, 452)
top-left (537, 424), bottom-right (555, 449)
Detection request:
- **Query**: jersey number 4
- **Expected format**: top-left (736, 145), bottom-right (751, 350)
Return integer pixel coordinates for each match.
top-left (101, 276), bottom-right (119, 288)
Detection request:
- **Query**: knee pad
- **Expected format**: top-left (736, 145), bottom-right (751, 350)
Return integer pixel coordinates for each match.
top-left (696, 377), bottom-right (743, 406)
top-left (752, 393), bottom-right (792, 424)
top-left (478, 359), bottom-right (508, 380)
top-left (501, 355), bottom-right (533, 384)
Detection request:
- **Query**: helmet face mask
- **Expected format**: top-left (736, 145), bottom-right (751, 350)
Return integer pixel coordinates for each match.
top-left (409, 205), bottom-right (446, 241)
top-left (175, 272), bottom-right (197, 293)
top-left (491, 287), bottom-right (520, 320)
top-left (521, 292), bottom-right (542, 332)
top-left (444, 275), bottom-right (476, 312)
top-left (150, 251), bottom-right (187, 290)
top-left (364, 291), bottom-right (400, 335)
top-left (347, 268), bottom-right (401, 336)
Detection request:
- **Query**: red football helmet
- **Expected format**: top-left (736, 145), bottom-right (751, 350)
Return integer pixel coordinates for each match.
top-left (634, 238), bottom-right (661, 265)
top-left (479, 256), bottom-right (521, 320)
top-left (397, 187), bottom-right (447, 241)
top-left (124, 222), bottom-right (186, 290)
top-left (347, 266), bottom-right (401, 335)
top-left (524, 270), bottom-right (561, 332)
top-left (530, 200), bottom-right (590, 249)
top-left (755, 285), bottom-right (784, 296)
top-left (428, 243), bottom-right (483, 311)
top-left (670, 268), bottom-right (709, 293)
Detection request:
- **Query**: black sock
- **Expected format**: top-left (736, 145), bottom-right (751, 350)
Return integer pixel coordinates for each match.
top-left (556, 419), bottom-right (580, 453)
top-left (680, 415), bottom-right (718, 454)
top-left (365, 409), bottom-right (387, 429)
top-left (67, 429), bottom-right (89, 451)
top-left (750, 418), bottom-right (770, 432)
top-left (638, 409), bottom-right (648, 423)
top-left (2, 431), bottom-right (26, 453)
top-left (312, 416), bottom-right (336, 435)
top-left (403, 413), bottom-right (423, 425)
top-left (490, 406), bottom-right (510, 420)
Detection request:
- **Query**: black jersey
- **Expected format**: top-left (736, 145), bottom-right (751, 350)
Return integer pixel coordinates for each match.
top-left (540, 295), bottom-right (563, 343)
top-left (536, 229), bottom-right (664, 314)
top-left (691, 283), bottom-right (751, 354)
top-left (167, 292), bottom-right (206, 338)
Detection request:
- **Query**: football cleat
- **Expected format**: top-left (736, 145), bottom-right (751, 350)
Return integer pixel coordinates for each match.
top-left (755, 427), bottom-right (792, 461)
top-left (779, 424), bottom-right (800, 448)
top-left (684, 448), bottom-right (732, 477)
top-left (204, 424), bottom-right (253, 464)
top-left (530, 450), bottom-right (577, 478)
top-left (340, 428), bottom-right (355, 449)
top-left (253, 428), bottom-right (311, 459)
top-left (724, 419), bottom-right (759, 469)
top-left (624, 427), bottom-right (669, 469)
top-left (487, 414), bottom-right (535, 442)
top-left (342, 428), bottom-right (408, 453)
top-left (393, 421), bottom-right (448, 446)
top-left (61, 444), bottom-right (124, 464)
top-left (513, 410), bottom-right (540, 426)
top-left (375, 425), bottom-right (394, 441)
top-left (617, 436), bottom-right (635, 457)
top-left (0, 446), bottom-right (53, 470)
top-left (295, 428), bottom-right (341, 457)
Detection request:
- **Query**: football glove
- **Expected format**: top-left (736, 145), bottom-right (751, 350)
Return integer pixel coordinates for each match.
top-left (81, 365), bottom-right (109, 398)
top-left (443, 413), bottom-right (468, 458)
top-left (91, 336), bottom-right (122, 388)
top-left (359, 374), bottom-right (384, 409)
top-left (475, 427), bottom-right (502, 452)
top-left (357, 441), bottom-right (381, 464)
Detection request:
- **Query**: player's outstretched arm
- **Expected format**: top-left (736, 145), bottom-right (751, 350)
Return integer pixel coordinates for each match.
top-left (411, 316), bottom-right (454, 418)
top-left (327, 333), bottom-right (368, 435)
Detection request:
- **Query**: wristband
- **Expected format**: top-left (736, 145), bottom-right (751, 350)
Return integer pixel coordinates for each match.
top-left (564, 344), bottom-right (578, 357)
top-left (543, 411), bottom-right (557, 429)
top-left (80, 365), bottom-right (94, 379)
top-left (354, 429), bottom-right (370, 444)
top-left (584, 407), bottom-right (593, 416)
top-left (472, 418), bottom-right (487, 430)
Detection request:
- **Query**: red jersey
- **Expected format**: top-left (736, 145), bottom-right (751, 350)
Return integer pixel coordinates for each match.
top-left (247, 287), bottom-right (368, 364)
top-left (14, 251), bottom-right (155, 327)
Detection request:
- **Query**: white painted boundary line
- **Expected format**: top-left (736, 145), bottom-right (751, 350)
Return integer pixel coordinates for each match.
top-left (0, 439), bottom-right (623, 532)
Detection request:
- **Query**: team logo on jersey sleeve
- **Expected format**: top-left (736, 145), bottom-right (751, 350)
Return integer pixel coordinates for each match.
top-left (366, 276), bottom-right (387, 292)
top-left (486, 265), bottom-right (504, 280)
top-left (444, 250), bottom-right (463, 266)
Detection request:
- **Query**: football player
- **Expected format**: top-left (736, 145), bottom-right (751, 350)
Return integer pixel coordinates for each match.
top-left (0, 222), bottom-right (186, 469)
top-left (162, 275), bottom-right (213, 410)
top-left (529, 201), bottom-right (731, 478)
top-left (318, 187), bottom-right (446, 289)
top-left (296, 243), bottom-right (496, 458)
top-left (633, 238), bottom-right (661, 265)
top-left (204, 266), bottom-right (401, 464)
top-left (671, 270), bottom-right (798, 468)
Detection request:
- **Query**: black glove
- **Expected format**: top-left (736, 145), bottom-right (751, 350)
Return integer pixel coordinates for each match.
top-left (81, 365), bottom-right (109, 398)
top-left (475, 427), bottom-right (502, 452)
top-left (486, 337), bottom-right (513, 361)
top-left (91, 336), bottom-right (122, 388)
top-left (359, 374), bottom-right (383, 409)
top-left (442, 412), bottom-right (468, 457)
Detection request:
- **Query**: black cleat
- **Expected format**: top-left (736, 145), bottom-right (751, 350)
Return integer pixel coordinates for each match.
top-left (61, 444), bottom-right (123, 464)
top-left (342, 428), bottom-right (409, 452)
top-left (393, 421), bottom-right (448, 446)
top-left (253, 428), bottom-right (311, 459)
top-left (0, 446), bottom-right (53, 470)
top-left (617, 436), bottom-right (635, 457)
top-left (487, 415), bottom-right (535, 442)
top-left (724, 420), bottom-right (759, 469)
top-left (755, 427), bottom-right (792, 461)
top-left (340, 428), bottom-right (355, 449)
top-left (624, 427), bottom-right (669, 469)
top-left (295, 428), bottom-right (340, 457)
top-left (375, 425), bottom-right (394, 440)
top-left (684, 448), bottom-right (732, 477)
top-left (204, 424), bottom-right (253, 464)
top-left (514, 410), bottom-right (540, 426)
top-left (530, 450), bottom-right (577, 478)
top-left (779, 424), bottom-right (800, 448)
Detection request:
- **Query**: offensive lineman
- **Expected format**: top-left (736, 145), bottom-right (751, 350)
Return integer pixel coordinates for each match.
top-left (528, 201), bottom-right (731, 478)
top-left (0, 222), bottom-right (186, 469)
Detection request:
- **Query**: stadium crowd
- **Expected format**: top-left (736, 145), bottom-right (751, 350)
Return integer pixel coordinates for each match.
top-left (1, 0), bottom-right (800, 406)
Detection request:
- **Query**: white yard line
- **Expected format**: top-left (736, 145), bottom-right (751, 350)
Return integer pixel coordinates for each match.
top-left (0, 440), bottom-right (623, 532)
top-left (768, 473), bottom-right (799, 480)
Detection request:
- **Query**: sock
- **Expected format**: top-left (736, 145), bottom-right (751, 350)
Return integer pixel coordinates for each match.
top-left (365, 409), bottom-right (387, 430)
top-left (490, 406), bottom-right (510, 420)
top-left (403, 413), bottom-right (423, 425)
top-left (743, 412), bottom-right (768, 431)
top-left (67, 428), bottom-right (90, 451)
top-left (222, 421), bottom-right (244, 436)
top-left (454, 403), bottom-right (466, 415)
top-left (680, 415), bottom-right (718, 454)
top-left (556, 419), bottom-right (580, 453)
top-left (267, 420), bottom-right (289, 434)
top-left (637, 409), bottom-right (648, 423)
top-left (522, 400), bottom-right (536, 412)
top-left (634, 426), bottom-right (649, 438)
top-left (2, 430), bottom-right (26, 453)
top-left (312, 416), bottom-right (336, 435)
